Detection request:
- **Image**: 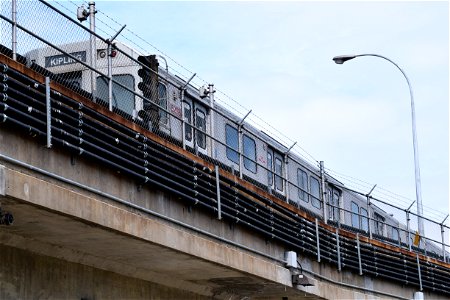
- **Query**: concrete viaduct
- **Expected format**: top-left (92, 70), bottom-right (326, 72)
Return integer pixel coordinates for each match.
top-left (0, 54), bottom-right (449, 300)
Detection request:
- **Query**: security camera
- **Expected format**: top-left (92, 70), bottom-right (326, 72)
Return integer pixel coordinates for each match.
top-left (199, 85), bottom-right (209, 98)
top-left (77, 5), bottom-right (89, 22)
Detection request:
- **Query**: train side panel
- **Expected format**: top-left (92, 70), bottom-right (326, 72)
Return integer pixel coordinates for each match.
top-left (213, 111), bottom-right (267, 185)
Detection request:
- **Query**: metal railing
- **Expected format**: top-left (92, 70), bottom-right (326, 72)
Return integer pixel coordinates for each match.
top-left (1, 0), bottom-right (448, 263)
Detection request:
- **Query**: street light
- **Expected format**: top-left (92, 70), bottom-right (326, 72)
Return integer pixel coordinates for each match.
top-left (332, 53), bottom-right (425, 239)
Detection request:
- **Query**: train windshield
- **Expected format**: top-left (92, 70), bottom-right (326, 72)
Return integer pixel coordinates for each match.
top-left (96, 74), bottom-right (135, 115)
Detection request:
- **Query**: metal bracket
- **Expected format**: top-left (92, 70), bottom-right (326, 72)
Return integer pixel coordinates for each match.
top-left (284, 142), bottom-right (297, 155)
top-left (238, 109), bottom-right (252, 127)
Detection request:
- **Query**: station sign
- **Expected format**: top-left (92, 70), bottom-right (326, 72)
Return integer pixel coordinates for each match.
top-left (45, 51), bottom-right (86, 67)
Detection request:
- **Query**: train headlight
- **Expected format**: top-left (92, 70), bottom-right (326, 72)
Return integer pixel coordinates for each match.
top-left (98, 50), bottom-right (107, 59)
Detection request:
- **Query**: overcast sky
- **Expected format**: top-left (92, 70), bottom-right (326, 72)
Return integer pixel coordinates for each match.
top-left (62, 0), bottom-right (448, 240)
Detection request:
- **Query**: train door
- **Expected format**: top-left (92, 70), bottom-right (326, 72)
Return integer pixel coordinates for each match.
top-left (267, 147), bottom-right (284, 194)
top-left (328, 187), bottom-right (341, 222)
top-left (183, 98), bottom-right (207, 155)
top-left (374, 213), bottom-right (385, 236)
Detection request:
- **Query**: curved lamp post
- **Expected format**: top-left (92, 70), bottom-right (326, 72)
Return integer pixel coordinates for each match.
top-left (332, 54), bottom-right (424, 238)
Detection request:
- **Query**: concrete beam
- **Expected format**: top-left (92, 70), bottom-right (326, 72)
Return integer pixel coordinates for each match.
top-left (0, 165), bottom-right (310, 299)
top-left (0, 165), bottom-right (5, 196)
top-left (2, 166), bottom-right (290, 282)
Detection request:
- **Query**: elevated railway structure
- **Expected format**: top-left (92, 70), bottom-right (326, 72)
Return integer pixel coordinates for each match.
top-left (0, 1), bottom-right (449, 299)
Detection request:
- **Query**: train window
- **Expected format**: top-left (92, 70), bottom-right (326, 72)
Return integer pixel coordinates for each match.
top-left (195, 109), bottom-right (206, 149)
top-left (267, 152), bottom-right (273, 186)
top-left (328, 190), bottom-right (340, 221)
top-left (59, 70), bottom-right (82, 90)
top-left (374, 213), bottom-right (385, 235)
top-left (392, 227), bottom-right (399, 242)
top-left (327, 189), bottom-right (332, 216)
top-left (97, 74), bottom-right (135, 115)
top-left (310, 177), bottom-right (321, 209)
top-left (275, 157), bottom-right (283, 191)
top-left (183, 102), bottom-right (192, 142)
top-left (297, 169), bottom-right (308, 202)
top-left (351, 202), bottom-right (359, 228)
top-left (225, 125), bottom-right (239, 164)
top-left (158, 83), bottom-right (168, 125)
top-left (333, 191), bottom-right (340, 220)
top-left (243, 135), bottom-right (256, 173)
top-left (268, 148), bottom-right (284, 193)
top-left (360, 208), bottom-right (368, 231)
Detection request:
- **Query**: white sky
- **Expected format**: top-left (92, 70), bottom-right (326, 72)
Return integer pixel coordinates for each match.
top-left (68, 1), bottom-right (448, 241)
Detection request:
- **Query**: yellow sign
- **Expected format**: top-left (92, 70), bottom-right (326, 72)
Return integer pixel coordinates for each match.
top-left (413, 231), bottom-right (421, 246)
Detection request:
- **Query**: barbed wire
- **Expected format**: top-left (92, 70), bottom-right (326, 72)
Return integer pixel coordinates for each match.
top-left (325, 167), bottom-right (448, 222)
top-left (53, 0), bottom-right (79, 15)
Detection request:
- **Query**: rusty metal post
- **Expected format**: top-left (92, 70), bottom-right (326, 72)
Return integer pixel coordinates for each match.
top-left (441, 215), bottom-right (448, 260)
top-left (215, 165), bottom-right (221, 220)
top-left (45, 77), bottom-right (52, 148)
top-left (406, 201), bottom-right (415, 252)
top-left (88, 1), bottom-right (97, 102)
top-left (238, 110), bottom-right (251, 179)
top-left (357, 233), bottom-right (362, 275)
top-left (320, 161), bottom-right (327, 224)
top-left (336, 228), bottom-right (341, 271)
top-left (416, 253), bottom-right (423, 291)
top-left (209, 84), bottom-right (215, 159)
top-left (315, 218), bottom-right (321, 262)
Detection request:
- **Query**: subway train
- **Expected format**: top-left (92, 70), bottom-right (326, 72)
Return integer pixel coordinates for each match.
top-left (24, 39), bottom-right (441, 257)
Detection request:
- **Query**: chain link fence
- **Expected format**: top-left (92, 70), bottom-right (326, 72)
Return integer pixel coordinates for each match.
top-left (0, 0), bottom-right (448, 262)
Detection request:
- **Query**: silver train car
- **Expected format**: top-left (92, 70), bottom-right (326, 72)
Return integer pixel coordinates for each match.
top-left (25, 40), bottom-right (440, 256)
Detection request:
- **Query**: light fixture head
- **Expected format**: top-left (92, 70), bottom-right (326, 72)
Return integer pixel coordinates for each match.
top-left (333, 55), bottom-right (357, 64)
top-left (77, 5), bottom-right (89, 22)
